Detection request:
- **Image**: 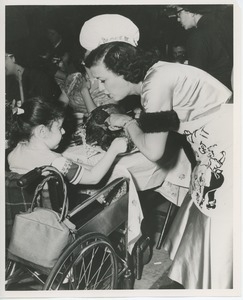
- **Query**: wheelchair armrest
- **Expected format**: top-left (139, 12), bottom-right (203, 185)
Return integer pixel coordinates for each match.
top-left (68, 177), bottom-right (129, 218)
top-left (17, 167), bottom-right (44, 187)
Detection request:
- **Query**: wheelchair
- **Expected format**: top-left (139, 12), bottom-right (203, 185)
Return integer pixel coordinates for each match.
top-left (5, 166), bottom-right (151, 290)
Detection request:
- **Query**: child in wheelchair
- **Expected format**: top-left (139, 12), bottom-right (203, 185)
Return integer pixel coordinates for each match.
top-left (7, 96), bottom-right (128, 185)
top-left (6, 97), bottom-right (150, 290)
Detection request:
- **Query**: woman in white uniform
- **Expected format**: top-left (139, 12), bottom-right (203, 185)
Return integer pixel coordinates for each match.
top-left (85, 41), bottom-right (233, 289)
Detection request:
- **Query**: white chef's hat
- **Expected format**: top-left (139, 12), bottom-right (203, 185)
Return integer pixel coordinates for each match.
top-left (80, 14), bottom-right (140, 51)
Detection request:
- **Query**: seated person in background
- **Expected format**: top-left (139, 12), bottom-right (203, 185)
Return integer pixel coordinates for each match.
top-left (45, 20), bottom-right (78, 81)
top-left (171, 41), bottom-right (188, 64)
top-left (60, 14), bottom-right (140, 117)
top-left (175, 5), bottom-right (233, 91)
top-left (33, 19), bottom-right (78, 88)
top-left (8, 96), bottom-right (128, 186)
top-left (5, 41), bottom-right (62, 104)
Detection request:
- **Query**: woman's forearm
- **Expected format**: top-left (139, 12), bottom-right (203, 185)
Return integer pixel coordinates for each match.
top-left (125, 121), bottom-right (168, 161)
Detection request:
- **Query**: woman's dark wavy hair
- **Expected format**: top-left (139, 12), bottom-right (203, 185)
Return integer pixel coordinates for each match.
top-left (85, 42), bottom-right (160, 83)
top-left (9, 96), bottom-right (66, 148)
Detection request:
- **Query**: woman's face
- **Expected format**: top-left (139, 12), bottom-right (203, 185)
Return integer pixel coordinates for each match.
top-left (90, 62), bottom-right (132, 101)
top-left (177, 8), bottom-right (196, 30)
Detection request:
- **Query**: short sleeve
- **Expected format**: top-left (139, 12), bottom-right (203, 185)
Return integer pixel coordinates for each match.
top-left (141, 62), bottom-right (174, 113)
top-left (51, 156), bottom-right (84, 185)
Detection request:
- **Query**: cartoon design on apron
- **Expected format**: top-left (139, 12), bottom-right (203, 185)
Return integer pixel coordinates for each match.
top-left (184, 126), bottom-right (227, 215)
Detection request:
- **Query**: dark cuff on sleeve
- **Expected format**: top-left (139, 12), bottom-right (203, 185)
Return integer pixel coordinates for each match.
top-left (138, 110), bottom-right (180, 133)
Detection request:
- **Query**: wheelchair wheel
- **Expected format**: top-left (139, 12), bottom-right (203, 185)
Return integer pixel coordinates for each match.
top-left (5, 260), bottom-right (22, 289)
top-left (5, 260), bottom-right (40, 290)
top-left (43, 232), bottom-right (118, 290)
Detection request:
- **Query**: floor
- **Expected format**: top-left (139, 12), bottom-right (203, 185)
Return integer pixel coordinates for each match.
top-left (133, 233), bottom-right (183, 289)
top-left (134, 234), bottom-right (171, 289)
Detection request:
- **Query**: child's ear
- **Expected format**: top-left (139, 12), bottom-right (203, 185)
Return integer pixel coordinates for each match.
top-left (34, 124), bottom-right (48, 139)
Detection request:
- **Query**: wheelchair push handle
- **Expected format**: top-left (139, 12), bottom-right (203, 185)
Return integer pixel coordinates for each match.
top-left (17, 167), bottom-right (43, 187)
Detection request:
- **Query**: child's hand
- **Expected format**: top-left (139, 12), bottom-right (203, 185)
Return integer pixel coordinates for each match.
top-left (90, 87), bottom-right (109, 103)
top-left (80, 75), bottom-right (91, 91)
top-left (110, 137), bottom-right (128, 154)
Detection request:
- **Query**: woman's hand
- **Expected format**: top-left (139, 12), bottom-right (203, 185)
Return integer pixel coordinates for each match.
top-left (106, 114), bottom-right (133, 128)
top-left (109, 137), bottom-right (128, 154)
top-left (133, 107), bottom-right (142, 119)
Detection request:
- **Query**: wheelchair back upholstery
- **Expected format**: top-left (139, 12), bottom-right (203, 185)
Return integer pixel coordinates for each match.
top-left (6, 172), bottom-right (36, 244)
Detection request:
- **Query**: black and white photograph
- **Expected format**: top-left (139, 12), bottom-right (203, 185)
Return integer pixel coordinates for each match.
top-left (1, 0), bottom-right (242, 299)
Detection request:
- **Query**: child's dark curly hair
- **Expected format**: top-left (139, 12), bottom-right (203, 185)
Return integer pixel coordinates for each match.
top-left (85, 42), bottom-right (160, 83)
top-left (9, 97), bottom-right (66, 148)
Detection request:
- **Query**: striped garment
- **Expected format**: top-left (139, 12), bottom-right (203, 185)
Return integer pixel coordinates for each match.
top-left (52, 156), bottom-right (84, 185)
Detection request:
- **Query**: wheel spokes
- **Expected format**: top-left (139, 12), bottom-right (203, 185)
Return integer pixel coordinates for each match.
top-left (45, 234), bottom-right (118, 290)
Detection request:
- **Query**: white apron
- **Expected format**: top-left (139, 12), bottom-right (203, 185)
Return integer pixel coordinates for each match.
top-left (163, 104), bottom-right (233, 289)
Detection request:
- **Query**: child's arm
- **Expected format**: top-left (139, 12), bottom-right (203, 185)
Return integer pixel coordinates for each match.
top-left (52, 138), bottom-right (127, 185)
top-left (80, 76), bottom-right (97, 113)
top-left (80, 138), bottom-right (127, 184)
